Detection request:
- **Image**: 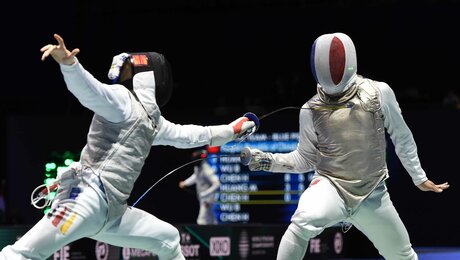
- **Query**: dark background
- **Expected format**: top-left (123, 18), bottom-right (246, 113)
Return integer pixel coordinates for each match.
top-left (1, 0), bottom-right (459, 249)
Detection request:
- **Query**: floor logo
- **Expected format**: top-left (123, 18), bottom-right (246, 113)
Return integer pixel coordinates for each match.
top-left (210, 236), bottom-right (231, 256)
top-left (95, 241), bottom-right (109, 260)
top-left (238, 229), bottom-right (250, 259)
top-left (334, 232), bottom-right (343, 254)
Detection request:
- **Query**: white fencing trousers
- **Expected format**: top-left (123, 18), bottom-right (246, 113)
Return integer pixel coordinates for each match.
top-left (0, 169), bottom-right (184, 260)
top-left (278, 176), bottom-right (418, 260)
top-left (197, 201), bottom-right (218, 225)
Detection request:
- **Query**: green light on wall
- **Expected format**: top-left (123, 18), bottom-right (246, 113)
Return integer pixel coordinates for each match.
top-left (64, 159), bottom-right (74, 166)
top-left (44, 207), bottom-right (51, 215)
top-left (45, 162), bottom-right (57, 172)
top-left (43, 150), bottom-right (80, 215)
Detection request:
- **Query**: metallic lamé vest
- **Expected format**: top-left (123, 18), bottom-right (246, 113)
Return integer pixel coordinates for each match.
top-left (308, 76), bottom-right (388, 209)
top-left (80, 93), bottom-right (159, 221)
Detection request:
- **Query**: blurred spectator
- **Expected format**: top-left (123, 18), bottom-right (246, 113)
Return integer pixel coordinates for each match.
top-left (179, 148), bottom-right (220, 225)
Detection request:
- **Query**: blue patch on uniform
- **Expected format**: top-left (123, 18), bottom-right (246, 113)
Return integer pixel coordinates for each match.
top-left (69, 187), bottom-right (81, 200)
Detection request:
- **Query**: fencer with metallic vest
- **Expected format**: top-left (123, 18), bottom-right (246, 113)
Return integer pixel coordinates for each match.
top-left (1, 40), bottom-right (256, 260)
top-left (243, 32), bottom-right (426, 260)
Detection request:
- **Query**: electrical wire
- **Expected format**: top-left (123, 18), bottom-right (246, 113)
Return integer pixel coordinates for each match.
top-left (130, 105), bottom-right (313, 207)
top-left (131, 154), bottom-right (239, 207)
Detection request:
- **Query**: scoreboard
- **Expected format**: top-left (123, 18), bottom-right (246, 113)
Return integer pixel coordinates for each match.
top-left (208, 131), bottom-right (314, 224)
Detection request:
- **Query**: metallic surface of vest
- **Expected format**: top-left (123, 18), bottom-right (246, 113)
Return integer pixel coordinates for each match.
top-left (80, 93), bottom-right (158, 221)
top-left (308, 78), bottom-right (388, 209)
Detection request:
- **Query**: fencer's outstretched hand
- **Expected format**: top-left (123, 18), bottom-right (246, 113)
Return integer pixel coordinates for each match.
top-left (240, 147), bottom-right (273, 171)
top-left (417, 180), bottom-right (450, 193)
top-left (229, 116), bottom-right (256, 141)
top-left (209, 115), bottom-right (257, 146)
top-left (40, 34), bottom-right (80, 65)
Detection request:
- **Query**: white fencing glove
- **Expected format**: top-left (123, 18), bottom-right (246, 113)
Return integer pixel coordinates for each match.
top-left (240, 147), bottom-right (274, 171)
top-left (209, 116), bottom-right (257, 146)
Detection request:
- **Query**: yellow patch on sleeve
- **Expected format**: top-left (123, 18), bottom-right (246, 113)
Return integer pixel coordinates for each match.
top-left (60, 213), bottom-right (77, 235)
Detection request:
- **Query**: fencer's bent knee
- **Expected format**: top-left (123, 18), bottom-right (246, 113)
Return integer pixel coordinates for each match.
top-left (150, 226), bottom-right (182, 258)
top-left (290, 211), bottom-right (327, 241)
top-left (288, 222), bottom-right (321, 242)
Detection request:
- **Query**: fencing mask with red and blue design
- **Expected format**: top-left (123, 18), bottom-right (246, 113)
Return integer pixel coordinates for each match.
top-left (310, 32), bottom-right (357, 96)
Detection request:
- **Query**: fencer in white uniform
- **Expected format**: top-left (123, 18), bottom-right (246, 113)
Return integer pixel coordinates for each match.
top-left (241, 32), bottom-right (449, 260)
top-left (179, 149), bottom-right (220, 225)
top-left (0, 34), bottom-right (256, 260)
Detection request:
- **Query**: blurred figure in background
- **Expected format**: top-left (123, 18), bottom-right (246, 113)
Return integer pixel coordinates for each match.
top-left (179, 147), bottom-right (220, 225)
